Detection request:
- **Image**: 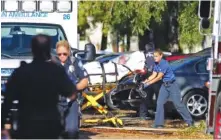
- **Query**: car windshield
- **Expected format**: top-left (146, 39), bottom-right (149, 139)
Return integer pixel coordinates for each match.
top-left (169, 54), bottom-right (210, 71)
top-left (1, 23), bottom-right (67, 58)
top-left (170, 51), bottom-right (211, 66)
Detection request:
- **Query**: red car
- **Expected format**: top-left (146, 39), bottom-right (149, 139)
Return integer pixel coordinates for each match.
top-left (166, 47), bottom-right (211, 62)
top-left (166, 54), bottom-right (190, 62)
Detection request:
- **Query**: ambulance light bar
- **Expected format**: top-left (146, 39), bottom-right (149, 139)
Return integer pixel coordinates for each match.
top-left (56, 0), bottom-right (72, 13)
top-left (21, 0), bottom-right (37, 12)
top-left (3, 0), bottom-right (19, 12)
top-left (39, 0), bottom-right (54, 12)
top-left (1, 0), bottom-right (72, 13)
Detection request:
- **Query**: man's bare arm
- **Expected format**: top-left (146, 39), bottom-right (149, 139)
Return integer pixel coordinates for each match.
top-left (144, 71), bottom-right (157, 83)
top-left (148, 72), bottom-right (164, 85)
top-left (76, 78), bottom-right (88, 90)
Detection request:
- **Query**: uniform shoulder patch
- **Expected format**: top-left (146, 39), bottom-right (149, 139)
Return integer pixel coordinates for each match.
top-left (69, 65), bottom-right (75, 72)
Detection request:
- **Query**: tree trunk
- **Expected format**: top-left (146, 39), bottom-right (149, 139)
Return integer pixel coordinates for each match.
top-left (111, 32), bottom-right (118, 52)
top-left (101, 34), bottom-right (107, 50)
top-left (126, 33), bottom-right (131, 51)
top-left (119, 46), bottom-right (124, 52)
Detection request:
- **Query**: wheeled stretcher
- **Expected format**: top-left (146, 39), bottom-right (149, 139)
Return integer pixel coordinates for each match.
top-left (80, 63), bottom-right (124, 127)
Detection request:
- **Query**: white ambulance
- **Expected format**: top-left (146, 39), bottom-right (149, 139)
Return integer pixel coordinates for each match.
top-left (1, 0), bottom-right (78, 85)
top-left (198, 0), bottom-right (221, 138)
top-left (1, 0), bottom-right (80, 132)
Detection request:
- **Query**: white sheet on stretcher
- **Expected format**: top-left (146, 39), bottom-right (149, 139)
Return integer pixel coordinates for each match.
top-left (83, 51), bottom-right (146, 85)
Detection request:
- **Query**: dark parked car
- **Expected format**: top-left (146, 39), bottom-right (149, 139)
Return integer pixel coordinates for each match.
top-left (107, 54), bottom-right (210, 119)
top-left (95, 53), bottom-right (123, 64)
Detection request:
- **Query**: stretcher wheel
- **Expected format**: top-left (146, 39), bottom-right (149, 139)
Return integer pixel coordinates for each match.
top-left (108, 120), bottom-right (116, 127)
top-left (108, 118), bottom-right (124, 128)
top-left (116, 118), bottom-right (124, 128)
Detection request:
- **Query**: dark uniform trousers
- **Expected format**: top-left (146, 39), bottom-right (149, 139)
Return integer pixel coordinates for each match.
top-left (139, 81), bottom-right (162, 117)
top-left (139, 71), bottom-right (162, 117)
top-left (57, 57), bottom-right (86, 139)
top-left (139, 52), bottom-right (156, 118)
top-left (58, 96), bottom-right (80, 139)
top-left (154, 80), bottom-right (193, 126)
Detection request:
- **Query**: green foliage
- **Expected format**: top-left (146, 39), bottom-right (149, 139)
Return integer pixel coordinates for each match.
top-left (78, 1), bottom-right (210, 51)
top-left (183, 120), bottom-right (206, 134)
top-left (78, 1), bottom-right (114, 36)
top-left (112, 1), bottom-right (166, 36)
top-left (172, 120), bottom-right (213, 139)
top-left (177, 120), bottom-right (209, 135)
top-left (78, 1), bottom-right (166, 36)
top-left (178, 1), bottom-right (203, 48)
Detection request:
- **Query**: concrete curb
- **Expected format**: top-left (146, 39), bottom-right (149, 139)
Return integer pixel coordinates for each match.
top-left (91, 126), bottom-right (182, 132)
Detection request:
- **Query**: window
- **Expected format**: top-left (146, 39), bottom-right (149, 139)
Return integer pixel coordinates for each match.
top-left (195, 59), bottom-right (208, 74)
top-left (1, 23), bottom-right (67, 58)
top-left (170, 56), bottom-right (197, 71)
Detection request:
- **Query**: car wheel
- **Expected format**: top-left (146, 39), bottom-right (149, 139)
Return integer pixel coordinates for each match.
top-left (183, 89), bottom-right (208, 119)
top-left (128, 89), bottom-right (142, 108)
top-left (106, 89), bottom-right (121, 110)
top-left (214, 92), bottom-right (221, 139)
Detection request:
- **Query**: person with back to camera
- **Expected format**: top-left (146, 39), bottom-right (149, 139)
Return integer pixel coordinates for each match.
top-left (142, 49), bottom-right (194, 128)
top-left (1, 34), bottom-right (77, 139)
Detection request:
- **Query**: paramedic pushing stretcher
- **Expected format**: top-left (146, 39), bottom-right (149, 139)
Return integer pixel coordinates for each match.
top-left (1, 34), bottom-right (77, 139)
top-left (143, 49), bottom-right (193, 128)
top-left (56, 40), bottom-right (89, 139)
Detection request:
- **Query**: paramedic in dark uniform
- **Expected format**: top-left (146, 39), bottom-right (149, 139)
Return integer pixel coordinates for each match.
top-left (1, 34), bottom-right (77, 139)
top-left (143, 49), bottom-right (193, 128)
top-left (138, 44), bottom-right (155, 119)
top-left (56, 40), bottom-right (88, 139)
top-left (139, 44), bottom-right (162, 120)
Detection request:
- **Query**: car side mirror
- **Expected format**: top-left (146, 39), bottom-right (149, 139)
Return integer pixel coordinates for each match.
top-left (84, 43), bottom-right (96, 62)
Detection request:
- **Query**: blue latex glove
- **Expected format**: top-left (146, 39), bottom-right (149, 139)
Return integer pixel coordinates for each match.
top-left (137, 82), bottom-right (149, 98)
top-left (142, 82), bottom-right (150, 89)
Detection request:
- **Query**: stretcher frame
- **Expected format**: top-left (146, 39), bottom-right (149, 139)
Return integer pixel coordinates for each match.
top-left (81, 62), bottom-right (124, 127)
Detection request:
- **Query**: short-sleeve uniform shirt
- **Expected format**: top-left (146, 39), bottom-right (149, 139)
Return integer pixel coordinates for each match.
top-left (63, 57), bottom-right (88, 84)
top-left (153, 59), bottom-right (175, 82)
top-left (145, 52), bottom-right (155, 72)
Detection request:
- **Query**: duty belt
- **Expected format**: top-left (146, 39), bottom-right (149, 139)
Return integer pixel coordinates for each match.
top-left (163, 79), bottom-right (176, 86)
